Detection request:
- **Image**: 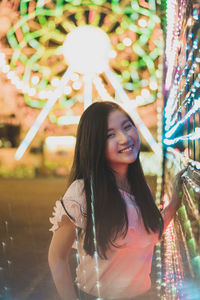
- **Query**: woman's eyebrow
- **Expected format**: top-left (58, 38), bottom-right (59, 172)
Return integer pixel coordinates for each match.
top-left (122, 119), bottom-right (130, 125)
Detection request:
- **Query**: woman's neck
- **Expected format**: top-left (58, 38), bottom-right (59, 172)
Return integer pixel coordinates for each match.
top-left (114, 171), bottom-right (131, 193)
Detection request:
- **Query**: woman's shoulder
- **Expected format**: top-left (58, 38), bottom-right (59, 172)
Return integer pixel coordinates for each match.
top-left (62, 179), bottom-right (86, 215)
top-left (63, 179), bottom-right (85, 200)
top-left (49, 179), bottom-right (86, 231)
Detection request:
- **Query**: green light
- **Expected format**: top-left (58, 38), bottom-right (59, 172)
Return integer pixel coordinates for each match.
top-left (150, 48), bottom-right (160, 60)
top-left (139, 34), bottom-right (149, 45)
top-left (131, 12), bottom-right (139, 21)
top-left (131, 1), bottom-right (139, 11)
top-left (24, 94), bottom-right (46, 109)
top-left (29, 39), bottom-right (40, 49)
top-left (125, 82), bottom-right (134, 91)
top-left (122, 60), bottom-right (129, 67)
top-left (8, 35), bottom-right (18, 48)
top-left (13, 50), bottom-right (20, 62)
top-left (20, 0), bottom-right (28, 16)
top-left (143, 55), bottom-right (154, 72)
top-left (93, 0), bottom-right (106, 4)
top-left (21, 23), bottom-right (30, 34)
top-left (116, 27), bottom-right (124, 35)
top-left (38, 15), bottom-right (47, 25)
top-left (122, 70), bottom-right (130, 80)
top-left (132, 43), bottom-right (145, 56)
top-left (72, 0), bottom-right (82, 5)
top-left (188, 238), bottom-right (197, 258)
top-left (131, 70), bottom-right (139, 81)
top-left (117, 43), bottom-right (125, 51)
top-left (121, 21), bottom-right (129, 29)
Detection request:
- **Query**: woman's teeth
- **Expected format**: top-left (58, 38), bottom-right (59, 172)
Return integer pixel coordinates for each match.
top-left (120, 146), bottom-right (133, 153)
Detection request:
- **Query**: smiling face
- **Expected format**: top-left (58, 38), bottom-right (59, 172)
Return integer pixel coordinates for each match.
top-left (105, 109), bottom-right (140, 175)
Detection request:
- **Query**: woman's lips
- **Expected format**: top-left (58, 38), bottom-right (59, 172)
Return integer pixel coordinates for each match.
top-left (119, 145), bottom-right (134, 153)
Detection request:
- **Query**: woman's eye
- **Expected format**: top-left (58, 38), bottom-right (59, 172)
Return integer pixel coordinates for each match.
top-left (107, 133), bottom-right (115, 138)
top-left (124, 124), bottom-right (132, 130)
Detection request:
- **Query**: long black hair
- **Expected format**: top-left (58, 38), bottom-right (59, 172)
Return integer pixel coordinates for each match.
top-left (68, 101), bottom-right (163, 259)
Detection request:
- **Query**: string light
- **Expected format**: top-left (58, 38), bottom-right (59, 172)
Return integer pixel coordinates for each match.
top-left (164, 127), bottom-right (200, 146)
top-left (165, 45), bottom-right (200, 131)
top-left (90, 176), bottom-right (102, 299)
top-left (165, 98), bottom-right (200, 139)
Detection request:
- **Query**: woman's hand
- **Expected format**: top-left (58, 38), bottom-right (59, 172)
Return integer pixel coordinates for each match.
top-left (171, 167), bottom-right (187, 209)
top-left (161, 167), bottom-right (187, 233)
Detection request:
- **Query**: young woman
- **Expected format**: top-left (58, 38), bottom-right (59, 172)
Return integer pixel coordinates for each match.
top-left (48, 101), bottom-right (185, 300)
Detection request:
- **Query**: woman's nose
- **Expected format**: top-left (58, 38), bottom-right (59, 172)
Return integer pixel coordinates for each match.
top-left (117, 130), bottom-right (129, 143)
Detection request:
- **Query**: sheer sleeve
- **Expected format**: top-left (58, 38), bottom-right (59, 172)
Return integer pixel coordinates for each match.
top-left (49, 179), bottom-right (87, 232)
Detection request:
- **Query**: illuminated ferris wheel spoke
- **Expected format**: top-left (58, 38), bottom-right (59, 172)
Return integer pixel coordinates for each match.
top-left (15, 67), bottom-right (72, 160)
top-left (83, 75), bottom-right (93, 110)
top-left (93, 76), bottom-right (114, 102)
top-left (105, 68), bottom-right (161, 157)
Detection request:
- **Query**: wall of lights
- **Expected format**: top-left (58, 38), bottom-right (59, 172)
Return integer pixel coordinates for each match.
top-left (161, 0), bottom-right (200, 298)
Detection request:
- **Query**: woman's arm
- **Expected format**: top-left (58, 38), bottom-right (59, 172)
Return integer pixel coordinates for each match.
top-left (161, 168), bottom-right (186, 232)
top-left (48, 215), bottom-right (77, 300)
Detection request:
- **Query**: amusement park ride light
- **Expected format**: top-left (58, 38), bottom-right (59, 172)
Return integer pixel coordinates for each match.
top-left (63, 25), bottom-right (111, 75)
top-left (12, 24), bottom-right (161, 160)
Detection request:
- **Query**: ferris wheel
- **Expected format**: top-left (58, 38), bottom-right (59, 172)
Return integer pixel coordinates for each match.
top-left (0, 0), bottom-right (163, 159)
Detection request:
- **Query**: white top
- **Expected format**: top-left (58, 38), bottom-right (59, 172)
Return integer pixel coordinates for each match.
top-left (49, 179), bottom-right (167, 299)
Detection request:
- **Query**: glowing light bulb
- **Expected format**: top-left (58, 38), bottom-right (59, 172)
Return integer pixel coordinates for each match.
top-left (2, 65), bottom-right (10, 73)
top-left (64, 86), bottom-right (72, 95)
top-left (31, 75), bottom-right (40, 85)
top-left (141, 89), bottom-right (150, 98)
top-left (122, 38), bottom-right (132, 47)
top-left (70, 72), bottom-right (79, 81)
top-left (63, 25), bottom-right (111, 75)
top-left (187, 17), bottom-right (192, 26)
top-left (72, 80), bottom-right (82, 90)
top-left (138, 18), bottom-right (147, 28)
top-left (51, 78), bottom-right (60, 87)
top-left (150, 81), bottom-right (158, 90)
top-left (109, 50), bottom-right (117, 58)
